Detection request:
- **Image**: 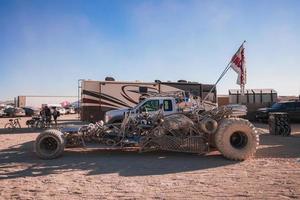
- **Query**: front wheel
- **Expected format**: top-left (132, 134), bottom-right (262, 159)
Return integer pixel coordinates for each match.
top-left (5, 123), bottom-right (13, 129)
top-left (215, 118), bottom-right (259, 161)
top-left (34, 129), bottom-right (65, 159)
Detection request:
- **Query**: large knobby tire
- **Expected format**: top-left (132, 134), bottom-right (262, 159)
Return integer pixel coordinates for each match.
top-left (215, 118), bottom-right (259, 161)
top-left (34, 129), bottom-right (65, 159)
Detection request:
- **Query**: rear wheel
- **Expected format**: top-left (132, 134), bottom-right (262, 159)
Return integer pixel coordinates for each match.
top-left (34, 129), bottom-right (65, 159)
top-left (215, 118), bottom-right (259, 161)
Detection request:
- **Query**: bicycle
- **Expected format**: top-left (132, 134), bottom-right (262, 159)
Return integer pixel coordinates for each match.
top-left (5, 118), bottom-right (21, 129)
top-left (26, 116), bottom-right (41, 128)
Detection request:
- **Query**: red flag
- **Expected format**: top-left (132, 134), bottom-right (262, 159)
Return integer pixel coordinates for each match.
top-left (230, 44), bottom-right (246, 94)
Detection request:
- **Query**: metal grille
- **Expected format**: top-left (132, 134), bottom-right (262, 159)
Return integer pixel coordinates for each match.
top-left (151, 136), bottom-right (207, 153)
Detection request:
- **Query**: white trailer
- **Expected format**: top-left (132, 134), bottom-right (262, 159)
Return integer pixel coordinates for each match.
top-left (17, 96), bottom-right (78, 108)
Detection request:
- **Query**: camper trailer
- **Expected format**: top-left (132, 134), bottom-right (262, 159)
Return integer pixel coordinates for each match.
top-left (80, 80), bottom-right (216, 121)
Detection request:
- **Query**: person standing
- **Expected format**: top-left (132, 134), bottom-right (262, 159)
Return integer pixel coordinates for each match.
top-left (44, 106), bottom-right (51, 127)
top-left (52, 107), bottom-right (60, 127)
top-left (40, 106), bottom-right (46, 124)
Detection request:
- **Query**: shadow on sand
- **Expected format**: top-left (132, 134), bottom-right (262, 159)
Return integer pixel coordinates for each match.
top-left (256, 131), bottom-right (300, 158)
top-left (0, 140), bottom-right (237, 180)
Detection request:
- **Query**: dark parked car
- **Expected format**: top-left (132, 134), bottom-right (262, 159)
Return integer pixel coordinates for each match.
top-left (22, 107), bottom-right (40, 116)
top-left (4, 107), bottom-right (26, 117)
top-left (256, 101), bottom-right (300, 122)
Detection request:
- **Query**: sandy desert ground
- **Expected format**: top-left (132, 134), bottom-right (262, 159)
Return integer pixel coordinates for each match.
top-left (0, 114), bottom-right (299, 199)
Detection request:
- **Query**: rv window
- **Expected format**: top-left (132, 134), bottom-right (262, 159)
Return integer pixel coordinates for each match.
top-left (140, 100), bottom-right (159, 112)
top-left (163, 100), bottom-right (173, 111)
top-left (139, 87), bottom-right (148, 94)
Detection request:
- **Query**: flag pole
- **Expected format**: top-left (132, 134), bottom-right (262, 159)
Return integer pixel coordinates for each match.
top-left (203, 40), bottom-right (246, 102)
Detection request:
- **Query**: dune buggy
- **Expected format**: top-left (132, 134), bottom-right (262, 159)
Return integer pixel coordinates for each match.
top-left (34, 101), bottom-right (259, 161)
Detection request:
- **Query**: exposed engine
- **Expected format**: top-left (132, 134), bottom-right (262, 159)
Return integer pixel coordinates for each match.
top-left (61, 105), bottom-right (240, 154)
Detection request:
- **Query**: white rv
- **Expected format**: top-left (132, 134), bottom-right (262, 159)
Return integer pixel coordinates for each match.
top-left (80, 80), bottom-right (216, 121)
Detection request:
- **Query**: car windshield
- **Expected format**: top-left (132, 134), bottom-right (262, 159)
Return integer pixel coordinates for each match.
top-left (140, 99), bottom-right (160, 112)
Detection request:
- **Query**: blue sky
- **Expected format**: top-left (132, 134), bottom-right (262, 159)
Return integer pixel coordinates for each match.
top-left (0, 0), bottom-right (300, 100)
